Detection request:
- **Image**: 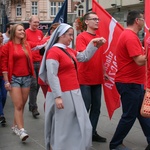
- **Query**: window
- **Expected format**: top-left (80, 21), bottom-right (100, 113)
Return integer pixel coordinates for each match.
top-left (77, 5), bottom-right (84, 17)
top-left (58, 2), bottom-right (63, 12)
top-left (16, 4), bottom-right (22, 16)
top-left (51, 2), bottom-right (56, 16)
top-left (50, 2), bottom-right (63, 17)
top-left (32, 2), bottom-right (38, 15)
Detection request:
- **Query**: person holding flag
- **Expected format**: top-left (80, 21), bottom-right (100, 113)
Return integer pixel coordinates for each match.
top-left (109, 10), bottom-right (150, 150)
top-left (76, 11), bottom-right (107, 143)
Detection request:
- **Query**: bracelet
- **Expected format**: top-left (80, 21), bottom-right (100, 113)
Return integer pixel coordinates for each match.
top-left (4, 81), bottom-right (10, 85)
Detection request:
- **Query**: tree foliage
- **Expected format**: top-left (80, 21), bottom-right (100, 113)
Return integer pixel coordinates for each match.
top-left (75, 16), bottom-right (87, 32)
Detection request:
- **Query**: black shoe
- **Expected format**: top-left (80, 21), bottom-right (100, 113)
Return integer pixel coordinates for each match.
top-left (32, 108), bottom-right (40, 118)
top-left (146, 144), bottom-right (150, 150)
top-left (92, 132), bottom-right (106, 142)
top-left (0, 116), bottom-right (6, 124)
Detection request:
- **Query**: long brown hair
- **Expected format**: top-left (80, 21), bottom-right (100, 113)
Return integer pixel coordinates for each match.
top-left (10, 24), bottom-right (29, 57)
top-left (0, 32), bottom-right (3, 46)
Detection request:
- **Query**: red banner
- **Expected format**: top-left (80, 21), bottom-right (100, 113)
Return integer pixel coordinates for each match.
top-left (92, 0), bottom-right (123, 119)
top-left (145, 0), bottom-right (150, 48)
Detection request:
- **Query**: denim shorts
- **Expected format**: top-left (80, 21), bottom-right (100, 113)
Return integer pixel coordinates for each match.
top-left (11, 75), bottom-right (32, 88)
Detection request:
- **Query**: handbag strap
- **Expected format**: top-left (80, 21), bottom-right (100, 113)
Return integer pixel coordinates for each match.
top-left (58, 47), bottom-right (77, 71)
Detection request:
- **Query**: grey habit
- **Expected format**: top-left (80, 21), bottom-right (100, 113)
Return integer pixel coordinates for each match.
top-left (39, 23), bottom-right (100, 150)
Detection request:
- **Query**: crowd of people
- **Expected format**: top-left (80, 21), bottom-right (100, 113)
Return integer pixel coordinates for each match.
top-left (0, 9), bottom-right (150, 150)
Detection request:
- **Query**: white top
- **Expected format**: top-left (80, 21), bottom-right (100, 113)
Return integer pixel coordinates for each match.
top-left (2, 33), bottom-right (10, 44)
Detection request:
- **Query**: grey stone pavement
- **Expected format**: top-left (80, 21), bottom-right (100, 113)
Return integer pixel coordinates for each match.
top-left (0, 89), bottom-right (148, 150)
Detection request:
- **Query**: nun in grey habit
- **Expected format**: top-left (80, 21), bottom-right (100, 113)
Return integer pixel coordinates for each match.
top-left (39, 23), bottom-right (106, 150)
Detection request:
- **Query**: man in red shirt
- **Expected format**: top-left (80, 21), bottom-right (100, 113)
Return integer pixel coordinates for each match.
top-left (109, 10), bottom-right (150, 150)
top-left (76, 12), bottom-right (106, 143)
top-left (25, 15), bottom-right (43, 118)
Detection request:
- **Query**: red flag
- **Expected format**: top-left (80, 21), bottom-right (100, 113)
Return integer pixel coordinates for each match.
top-left (92, 0), bottom-right (123, 119)
top-left (145, 0), bottom-right (150, 48)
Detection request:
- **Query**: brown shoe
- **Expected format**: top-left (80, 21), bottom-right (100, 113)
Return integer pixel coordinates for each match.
top-left (32, 108), bottom-right (40, 118)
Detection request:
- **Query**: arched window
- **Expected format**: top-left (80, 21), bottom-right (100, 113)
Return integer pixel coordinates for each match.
top-left (77, 5), bottom-right (84, 17)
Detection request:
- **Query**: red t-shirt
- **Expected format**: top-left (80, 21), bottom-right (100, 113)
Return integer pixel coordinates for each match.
top-left (46, 46), bottom-right (79, 92)
top-left (25, 28), bottom-right (43, 62)
top-left (1, 41), bottom-right (34, 82)
top-left (76, 31), bottom-right (103, 85)
top-left (147, 47), bottom-right (150, 88)
top-left (115, 29), bottom-right (145, 84)
top-left (12, 44), bottom-right (30, 76)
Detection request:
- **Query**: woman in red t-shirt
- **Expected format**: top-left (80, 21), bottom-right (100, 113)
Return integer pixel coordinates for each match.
top-left (39, 23), bottom-right (106, 150)
top-left (1, 24), bottom-right (34, 142)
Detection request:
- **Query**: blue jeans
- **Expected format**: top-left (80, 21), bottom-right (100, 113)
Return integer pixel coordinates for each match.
top-left (29, 62), bottom-right (40, 109)
top-left (0, 76), bottom-right (7, 116)
top-left (80, 84), bottom-right (101, 134)
top-left (109, 82), bottom-right (150, 149)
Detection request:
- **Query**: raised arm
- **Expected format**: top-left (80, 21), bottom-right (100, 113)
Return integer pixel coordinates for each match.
top-left (76, 37), bottom-right (106, 62)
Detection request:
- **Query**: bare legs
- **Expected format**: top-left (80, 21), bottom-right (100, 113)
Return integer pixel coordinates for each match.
top-left (9, 87), bottom-right (30, 129)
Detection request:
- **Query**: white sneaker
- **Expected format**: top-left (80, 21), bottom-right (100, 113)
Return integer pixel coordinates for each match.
top-left (11, 125), bottom-right (19, 135)
top-left (19, 128), bottom-right (29, 141)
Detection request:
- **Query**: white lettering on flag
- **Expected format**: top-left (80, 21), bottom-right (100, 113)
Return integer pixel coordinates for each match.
top-left (103, 18), bottom-right (117, 54)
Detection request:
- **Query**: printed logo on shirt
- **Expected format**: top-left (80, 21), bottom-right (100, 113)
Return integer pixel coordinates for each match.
top-left (38, 36), bottom-right (42, 40)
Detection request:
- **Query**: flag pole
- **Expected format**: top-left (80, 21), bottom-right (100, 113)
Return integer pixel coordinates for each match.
top-left (86, 0), bottom-right (89, 12)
